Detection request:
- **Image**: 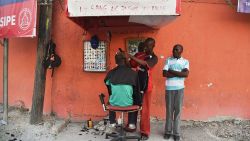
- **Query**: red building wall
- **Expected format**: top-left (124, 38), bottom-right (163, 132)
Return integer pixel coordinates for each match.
top-left (1, 1), bottom-right (250, 121)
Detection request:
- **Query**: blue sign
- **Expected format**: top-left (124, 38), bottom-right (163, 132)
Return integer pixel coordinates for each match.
top-left (0, 0), bottom-right (26, 6)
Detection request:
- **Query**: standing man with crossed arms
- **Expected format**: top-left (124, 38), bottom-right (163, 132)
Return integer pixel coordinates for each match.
top-left (163, 44), bottom-right (189, 141)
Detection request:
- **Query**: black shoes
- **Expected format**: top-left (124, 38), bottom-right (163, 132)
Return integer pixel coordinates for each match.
top-left (174, 135), bottom-right (180, 141)
top-left (141, 133), bottom-right (149, 140)
top-left (163, 133), bottom-right (171, 139)
top-left (164, 134), bottom-right (180, 141)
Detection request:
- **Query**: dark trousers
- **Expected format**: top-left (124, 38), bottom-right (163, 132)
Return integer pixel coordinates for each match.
top-left (108, 82), bottom-right (142, 125)
top-left (109, 111), bottom-right (137, 124)
top-left (165, 89), bottom-right (184, 136)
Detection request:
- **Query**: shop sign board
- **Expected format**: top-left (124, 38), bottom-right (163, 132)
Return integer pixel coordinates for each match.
top-left (66, 0), bottom-right (181, 17)
top-left (0, 0), bottom-right (37, 38)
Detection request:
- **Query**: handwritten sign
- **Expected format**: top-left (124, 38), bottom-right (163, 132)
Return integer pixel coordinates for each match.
top-left (67, 0), bottom-right (180, 17)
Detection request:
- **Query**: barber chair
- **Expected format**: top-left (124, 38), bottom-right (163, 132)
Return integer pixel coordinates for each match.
top-left (99, 93), bottom-right (142, 141)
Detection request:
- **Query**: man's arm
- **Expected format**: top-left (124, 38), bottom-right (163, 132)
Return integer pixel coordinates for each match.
top-left (128, 54), bottom-right (148, 66)
top-left (0, 40), bottom-right (3, 46)
top-left (163, 58), bottom-right (175, 78)
top-left (104, 75), bottom-right (112, 96)
top-left (168, 68), bottom-right (189, 77)
top-left (132, 74), bottom-right (142, 106)
top-left (133, 85), bottom-right (142, 106)
top-left (163, 70), bottom-right (175, 78)
top-left (106, 85), bottom-right (112, 96)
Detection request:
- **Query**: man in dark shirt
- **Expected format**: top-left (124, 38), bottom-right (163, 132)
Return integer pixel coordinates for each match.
top-left (104, 52), bottom-right (141, 132)
top-left (127, 38), bottom-right (158, 140)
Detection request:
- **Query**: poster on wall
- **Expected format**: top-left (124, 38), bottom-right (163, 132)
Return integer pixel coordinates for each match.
top-left (126, 38), bottom-right (145, 56)
top-left (66, 0), bottom-right (181, 17)
top-left (238, 0), bottom-right (250, 13)
top-left (83, 41), bottom-right (107, 72)
top-left (0, 0), bottom-right (37, 38)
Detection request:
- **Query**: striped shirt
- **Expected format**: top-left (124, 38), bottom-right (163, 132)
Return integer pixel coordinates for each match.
top-left (163, 57), bottom-right (189, 90)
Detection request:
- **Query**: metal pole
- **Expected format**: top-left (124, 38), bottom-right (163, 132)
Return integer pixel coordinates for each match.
top-left (3, 38), bottom-right (8, 123)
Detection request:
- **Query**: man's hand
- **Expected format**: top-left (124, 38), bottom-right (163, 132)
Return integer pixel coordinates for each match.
top-left (167, 69), bottom-right (189, 77)
top-left (181, 68), bottom-right (188, 72)
top-left (127, 53), bottom-right (148, 66)
top-left (50, 54), bottom-right (55, 61)
top-left (163, 70), bottom-right (175, 78)
top-left (168, 69), bottom-right (175, 74)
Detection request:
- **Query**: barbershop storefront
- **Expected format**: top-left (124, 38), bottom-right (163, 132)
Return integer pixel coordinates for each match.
top-left (1, 0), bottom-right (250, 121)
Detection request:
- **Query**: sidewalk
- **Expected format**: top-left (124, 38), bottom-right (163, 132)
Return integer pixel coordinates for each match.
top-left (1, 105), bottom-right (250, 141)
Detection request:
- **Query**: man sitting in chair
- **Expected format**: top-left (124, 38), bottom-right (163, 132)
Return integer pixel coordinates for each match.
top-left (104, 51), bottom-right (141, 133)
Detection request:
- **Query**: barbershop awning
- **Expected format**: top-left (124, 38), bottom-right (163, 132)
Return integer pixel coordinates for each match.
top-left (65, 0), bottom-right (181, 30)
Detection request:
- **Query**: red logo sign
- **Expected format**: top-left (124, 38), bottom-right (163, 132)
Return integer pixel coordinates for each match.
top-left (18, 8), bottom-right (32, 31)
top-left (0, 0), bottom-right (37, 38)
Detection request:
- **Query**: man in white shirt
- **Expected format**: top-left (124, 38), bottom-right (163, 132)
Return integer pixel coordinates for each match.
top-left (162, 44), bottom-right (189, 141)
